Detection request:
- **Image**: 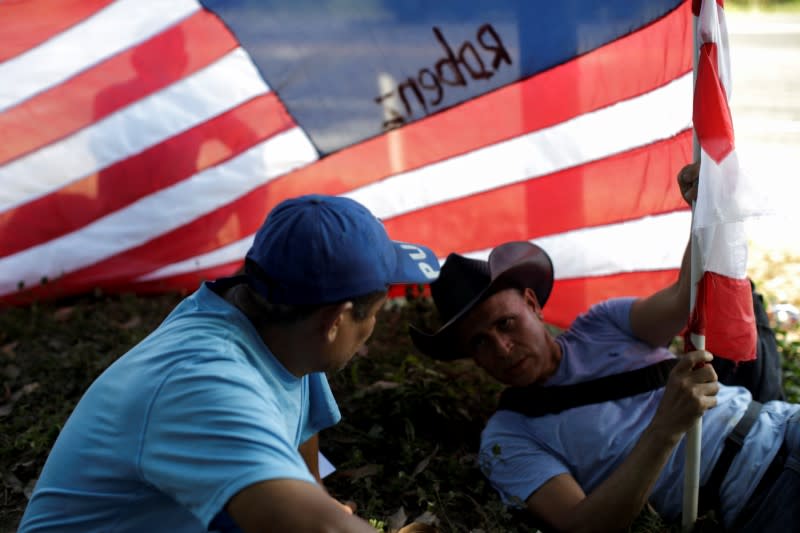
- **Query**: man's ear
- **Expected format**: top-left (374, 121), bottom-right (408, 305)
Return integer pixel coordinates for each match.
top-left (522, 287), bottom-right (543, 318)
top-left (319, 301), bottom-right (353, 343)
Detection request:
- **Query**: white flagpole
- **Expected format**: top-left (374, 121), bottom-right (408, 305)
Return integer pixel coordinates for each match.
top-left (682, 238), bottom-right (704, 531)
top-left (682, 4), bottom-right (703, 530)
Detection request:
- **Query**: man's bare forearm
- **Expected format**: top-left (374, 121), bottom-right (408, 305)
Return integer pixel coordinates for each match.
top-left (563, 424), bottom-right (679, 533)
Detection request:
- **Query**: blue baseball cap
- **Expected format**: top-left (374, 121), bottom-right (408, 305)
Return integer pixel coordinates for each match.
top-left (244, 194), bottom-right (440, 305)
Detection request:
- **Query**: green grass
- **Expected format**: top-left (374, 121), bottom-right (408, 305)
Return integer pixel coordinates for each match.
top-left (726, 0), bottom-right (800, 12)
top-left (2, 287), bottom-right (798, 532)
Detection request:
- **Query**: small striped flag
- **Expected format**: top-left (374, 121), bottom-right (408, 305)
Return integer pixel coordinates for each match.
top-left (687, 0), bottom-right (768, 360)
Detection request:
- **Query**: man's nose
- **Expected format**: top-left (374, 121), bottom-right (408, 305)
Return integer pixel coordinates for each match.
top-left (491, 335), bottom-right (513, 359)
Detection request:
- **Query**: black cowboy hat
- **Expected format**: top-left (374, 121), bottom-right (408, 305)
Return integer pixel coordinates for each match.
top-left (409, 241), bottom-right (554, 361)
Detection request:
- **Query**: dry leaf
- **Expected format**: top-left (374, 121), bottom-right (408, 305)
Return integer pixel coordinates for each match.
top-left (337, 463), bottom-right (381, 481)
top-left (2, 473), bottom-right (23, 493)
top-left (9, 382), bottom-right (39, 402)
top-left (363, 380), bottom-right (401, 394)
top-left (120, 316), bottom-right (142, 330)
top-left (327, 434), bottom-right (359, 444)
top-left (1, 341), bottom-right (18, 357)
top-left (411, 445), bottom-right (438, 478)
top-left (412, 511), bottom-right (439, 527)
top-left (387, 506), bottom-right (408, 532)
top-left (396, 523), bottom-right (438, 533)
top-left (0, 382), bottom-right (40, 418)
top-left (53, 306), bottom-right (75, 321)
top-left (24, 478), bottom-right (37, 500)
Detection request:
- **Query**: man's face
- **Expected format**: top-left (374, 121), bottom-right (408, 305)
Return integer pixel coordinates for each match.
top-left (455, 287), bottom-right (560, 387)
top-left (326, 295), bottom-right (387, 372)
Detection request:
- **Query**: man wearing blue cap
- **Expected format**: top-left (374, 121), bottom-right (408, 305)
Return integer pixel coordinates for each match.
top-left (19, 195), bottom-right (440, 533)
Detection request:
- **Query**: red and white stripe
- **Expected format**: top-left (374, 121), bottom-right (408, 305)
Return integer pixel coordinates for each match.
top-left (688, 0), bottom-right (767, 360)
top-left (0, 0), bottom-right (318, 302)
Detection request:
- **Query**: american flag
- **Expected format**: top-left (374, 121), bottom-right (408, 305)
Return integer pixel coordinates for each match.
top-left (0, 0), bottom-right (693, 329)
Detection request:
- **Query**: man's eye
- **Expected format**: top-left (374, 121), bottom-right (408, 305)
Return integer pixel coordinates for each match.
top-left (498, 317), bottom-right (513, 331)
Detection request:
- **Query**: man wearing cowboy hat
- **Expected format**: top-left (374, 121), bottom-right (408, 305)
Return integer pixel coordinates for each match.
top-left (410, 163), bottom-right (800, 532)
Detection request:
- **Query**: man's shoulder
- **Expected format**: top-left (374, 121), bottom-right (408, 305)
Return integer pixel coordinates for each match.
top-left (481, 407), bottom-right (534, 442)
top-left (562, 297), bottom-right (637, 345)
top-left (571, 297), bottom-right (636, 326)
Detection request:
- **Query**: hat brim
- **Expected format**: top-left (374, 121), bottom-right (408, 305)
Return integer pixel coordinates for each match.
top-left (409, 242), bottom-right (553, 361)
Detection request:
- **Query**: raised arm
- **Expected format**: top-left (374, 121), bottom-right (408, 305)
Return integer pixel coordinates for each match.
top-left (526, 349), bottom-right (718, 532)
top-left (629, 162), bottom-right (699, 347)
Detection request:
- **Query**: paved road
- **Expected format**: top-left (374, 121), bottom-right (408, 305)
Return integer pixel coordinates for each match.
top-left (727, 11), bottom-right (800, 255)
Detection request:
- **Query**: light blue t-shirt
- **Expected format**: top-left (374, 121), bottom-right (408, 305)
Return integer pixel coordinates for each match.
top-left (19, 281), bottom-right (341, 532)
top-left (480, 297), bottom-right (799, 527)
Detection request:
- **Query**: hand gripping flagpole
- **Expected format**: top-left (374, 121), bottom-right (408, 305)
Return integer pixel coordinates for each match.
top-left (682, 5), bottom-right (702, 530)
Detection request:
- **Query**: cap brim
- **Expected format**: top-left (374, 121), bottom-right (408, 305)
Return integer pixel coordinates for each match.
top-left (390, 241), bottom-right (440, 285)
